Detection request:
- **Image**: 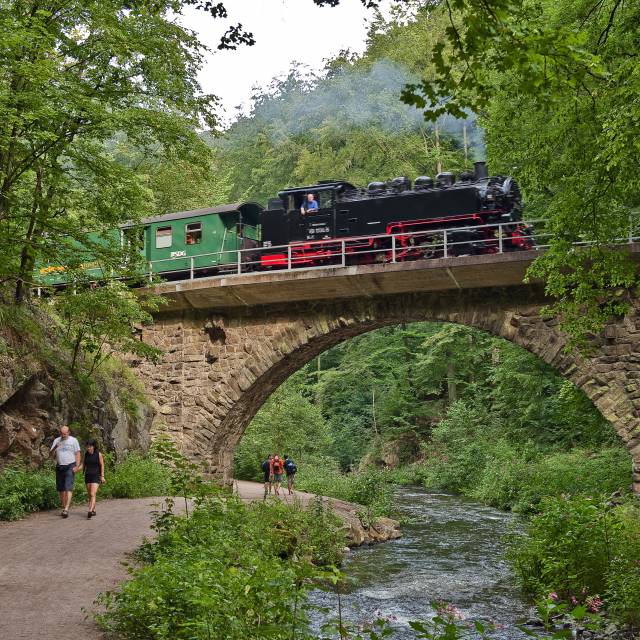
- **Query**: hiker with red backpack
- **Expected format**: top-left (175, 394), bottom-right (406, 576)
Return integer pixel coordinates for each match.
top-left (271, 454), bottom-right (284, 496)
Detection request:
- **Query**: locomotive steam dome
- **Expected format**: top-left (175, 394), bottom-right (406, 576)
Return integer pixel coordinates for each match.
top-left (414, 176), bottom-right (434, 190)
top-left (389, 176), bottom-right (411, 193)
top-left (367, 181), bottom-right (386, 194)
top-left (436, 172), bottom-right (455, 188)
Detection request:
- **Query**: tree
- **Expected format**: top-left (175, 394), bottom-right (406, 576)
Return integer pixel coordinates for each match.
top-left (54, 282), bottom-right (163, 375)
top-left (0, 0), bottom-right (223, 301)
top-left (399, 0), bottom-right (640, 344)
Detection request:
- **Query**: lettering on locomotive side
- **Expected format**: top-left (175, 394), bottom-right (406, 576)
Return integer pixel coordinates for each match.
top-left (170, 250), bottom-right (187, 258)
top-left (308, 227), bottom-right (330, 235)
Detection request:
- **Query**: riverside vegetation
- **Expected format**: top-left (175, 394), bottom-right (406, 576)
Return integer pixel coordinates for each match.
top-left (234, 322), bottom-right (639, 633)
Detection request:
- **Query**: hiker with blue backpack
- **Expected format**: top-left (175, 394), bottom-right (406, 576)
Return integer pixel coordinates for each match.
top-left (283, 455), bottom-right (297, 495)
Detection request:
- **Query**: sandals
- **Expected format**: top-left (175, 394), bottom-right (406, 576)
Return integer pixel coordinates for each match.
top-left (61, 510), bottom-right (69, 518)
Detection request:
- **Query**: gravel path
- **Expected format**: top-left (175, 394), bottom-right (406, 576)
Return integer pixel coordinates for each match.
top-left (0, 496), bottom-right (171, 640)
top-left (0, 482), bottom-right (360, 640)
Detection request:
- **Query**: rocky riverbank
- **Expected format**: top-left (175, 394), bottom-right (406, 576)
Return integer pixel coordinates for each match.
top-left (233, 479), bottom-right (401, 547)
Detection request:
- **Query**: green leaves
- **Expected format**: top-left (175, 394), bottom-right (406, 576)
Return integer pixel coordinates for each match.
top-left (54, 280), bottom-right (163, 374)
top-left (0, 0), bottom-right (219, 297)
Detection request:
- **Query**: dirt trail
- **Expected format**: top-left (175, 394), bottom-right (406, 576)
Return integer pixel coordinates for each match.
top-left (0, 481), bottom-right (398, 640)
top-left (0, 496), bottom-right (170, 640)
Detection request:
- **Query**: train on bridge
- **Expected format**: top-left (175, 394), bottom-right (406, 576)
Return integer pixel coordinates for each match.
top-left (39, 161), bottom-right (533, 285)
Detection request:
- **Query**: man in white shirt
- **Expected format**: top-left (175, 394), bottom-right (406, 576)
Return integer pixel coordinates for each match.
top-left (50, 425), bottom-right (81, 518)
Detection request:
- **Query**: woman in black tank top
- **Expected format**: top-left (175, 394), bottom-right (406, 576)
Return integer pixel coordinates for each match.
top-left (81, 440), bottom-right (104, 519)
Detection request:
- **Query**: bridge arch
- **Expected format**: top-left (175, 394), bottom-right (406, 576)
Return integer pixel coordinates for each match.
top-left (134, 285), bottom-right (640, 492)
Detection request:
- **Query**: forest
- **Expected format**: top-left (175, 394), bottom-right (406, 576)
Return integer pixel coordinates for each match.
top-left (1, 0), bottom-right (639, 636)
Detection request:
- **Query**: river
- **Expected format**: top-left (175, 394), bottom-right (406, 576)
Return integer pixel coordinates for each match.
top-left (309, 486), bottom-right (534, 639)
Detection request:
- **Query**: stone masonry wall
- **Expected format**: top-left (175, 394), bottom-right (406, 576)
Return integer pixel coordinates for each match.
top-left (131, 285), bottom-right (640, 492)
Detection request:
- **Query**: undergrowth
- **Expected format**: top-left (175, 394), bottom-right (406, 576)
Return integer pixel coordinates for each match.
top-left (0, 453), bottom-right (170, 520)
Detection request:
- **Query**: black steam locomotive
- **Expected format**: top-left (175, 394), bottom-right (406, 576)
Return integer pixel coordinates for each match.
top-left (258, 161), bottom-right (531, 268)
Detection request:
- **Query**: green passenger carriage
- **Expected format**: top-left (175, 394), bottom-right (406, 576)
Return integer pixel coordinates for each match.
top-left (38, 202), bottom-right (262, 286)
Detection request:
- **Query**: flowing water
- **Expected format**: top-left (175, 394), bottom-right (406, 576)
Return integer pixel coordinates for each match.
top-left (309, 486), bottom-right (534, 638)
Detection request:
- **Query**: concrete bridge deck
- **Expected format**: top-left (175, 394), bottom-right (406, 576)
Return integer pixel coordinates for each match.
top-left (153, 249), bottom-right (543, 312)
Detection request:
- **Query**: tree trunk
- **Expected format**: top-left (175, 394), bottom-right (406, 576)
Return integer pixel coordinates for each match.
top-left (15, 167), bottom-right (43, 303)
top-left (447, 358), bottom-right (457, 404)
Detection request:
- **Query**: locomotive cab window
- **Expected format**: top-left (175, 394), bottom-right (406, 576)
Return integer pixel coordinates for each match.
top-left (318, 191), bottom-right (333, 209)
top-left (155, 226), bottom-right (172, 249)
top-left (185, 222), bottom-right (202, 245)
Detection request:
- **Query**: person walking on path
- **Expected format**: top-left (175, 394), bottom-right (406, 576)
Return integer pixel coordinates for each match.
top-left (49, 425), bottom-right (80, 518)
top-left (261, 454), bottom-right (273, 500)
top-left (272, 454), bottom-right (284, 496)
top-left (80, 440), bottom-right (105, 519)
top-left (284, 455), bottom-right (297, 496)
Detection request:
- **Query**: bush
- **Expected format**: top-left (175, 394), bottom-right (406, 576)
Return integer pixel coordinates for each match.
top-left (0, 466), bottom-right (59, 520)
top-left (103, 453), bottom-right (170, 499)
top-left (96, 494), bottom-right (345, 639)
top-left (416, 433), bottom-right (631, 514)
top-left (295, 460), bottom-right (393, 517)
top-left (512, 448), bottom-right (632, 513)
top-left (0, 454), bottom-right (170, 520)
top-left (508, 495), bottom-right (640, 626)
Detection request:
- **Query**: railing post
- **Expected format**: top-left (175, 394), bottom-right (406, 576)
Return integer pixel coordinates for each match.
top-left (237, 248), bottom-right (242, 275)
top-left (443, 230), bottom-right (448, 258)
top-left (341, 240), bottom-right (346, 267)
top-left (148, 262), bottom-right (153, 283)
top-left (190, 257), bottom-right (194, 280)
top-left (629, 214), bottom-right (634, 244)
top-left (391, 235), bottom-right (397, 263)
top-left (287, 245), bottom-right (292, 270)
top-left (498, 224), bottom-right (503, 253)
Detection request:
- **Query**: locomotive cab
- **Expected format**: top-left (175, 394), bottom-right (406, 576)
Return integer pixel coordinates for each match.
top-left (265, 181), bottom-right (356, 244)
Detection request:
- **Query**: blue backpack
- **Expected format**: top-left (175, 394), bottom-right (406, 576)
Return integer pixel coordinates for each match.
top-left (285, 459), bottom-right (297, 474)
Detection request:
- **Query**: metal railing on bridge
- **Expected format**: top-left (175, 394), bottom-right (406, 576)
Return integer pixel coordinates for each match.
top-left (144, 217), bottom-right (640, 283)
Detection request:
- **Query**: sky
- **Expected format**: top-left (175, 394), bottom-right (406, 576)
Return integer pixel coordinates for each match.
top-left (179, 0), bottom-right (388, 123)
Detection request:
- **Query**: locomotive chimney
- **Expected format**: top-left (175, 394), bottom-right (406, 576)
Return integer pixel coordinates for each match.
top-left (474, 161), bottom-right (488, 180)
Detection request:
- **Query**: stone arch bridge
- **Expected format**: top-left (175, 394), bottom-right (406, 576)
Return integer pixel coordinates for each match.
top-left (131, 250), bottom-right (640, 492)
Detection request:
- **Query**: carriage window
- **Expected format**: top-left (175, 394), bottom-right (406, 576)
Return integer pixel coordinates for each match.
top-left (185, 222), bottom-right (202, 245)
top-left (155, 226), bottom-right (172, 249)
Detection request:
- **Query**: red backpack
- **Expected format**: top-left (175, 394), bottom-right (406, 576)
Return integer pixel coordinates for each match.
top-left (273, 457), bottom-right (283, 474)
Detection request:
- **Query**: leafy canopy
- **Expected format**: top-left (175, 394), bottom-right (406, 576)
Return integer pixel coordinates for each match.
top-left (399, 0), bottom-right (640, 343)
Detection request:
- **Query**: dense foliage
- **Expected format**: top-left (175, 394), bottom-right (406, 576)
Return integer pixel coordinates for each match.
top-left (509, 495), bottom-right (640, 626)
top-left (235, 322), bottom-right (631, 513)
top-left (0, 453), bottom-right (169, 520)
top-left (95, 493), bottom-right (345, 640)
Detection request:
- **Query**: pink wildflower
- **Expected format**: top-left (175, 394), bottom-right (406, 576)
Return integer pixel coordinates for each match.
top-left (585, 595), bottom-right (603, 613)
top-left (549, 592), bottom-right (559, 601)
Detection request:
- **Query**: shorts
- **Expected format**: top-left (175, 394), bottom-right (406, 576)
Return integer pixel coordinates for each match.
top-left (286, 473), bottom-right (295, 484)
top-left (84, 473), bottom-right (101, 484)
top-left (273, 473), bottom-right (282, 482)
top-left (55, 463), bottom-right (76, 492)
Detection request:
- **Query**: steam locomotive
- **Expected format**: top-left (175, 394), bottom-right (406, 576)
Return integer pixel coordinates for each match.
top-left (259, 161), bottom-right (531, 268)
top-left (38, 161), bottom-right (532, 285)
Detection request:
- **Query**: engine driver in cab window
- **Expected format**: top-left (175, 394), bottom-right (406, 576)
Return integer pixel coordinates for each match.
top-left (300, 193), bottom-right (318, 215)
